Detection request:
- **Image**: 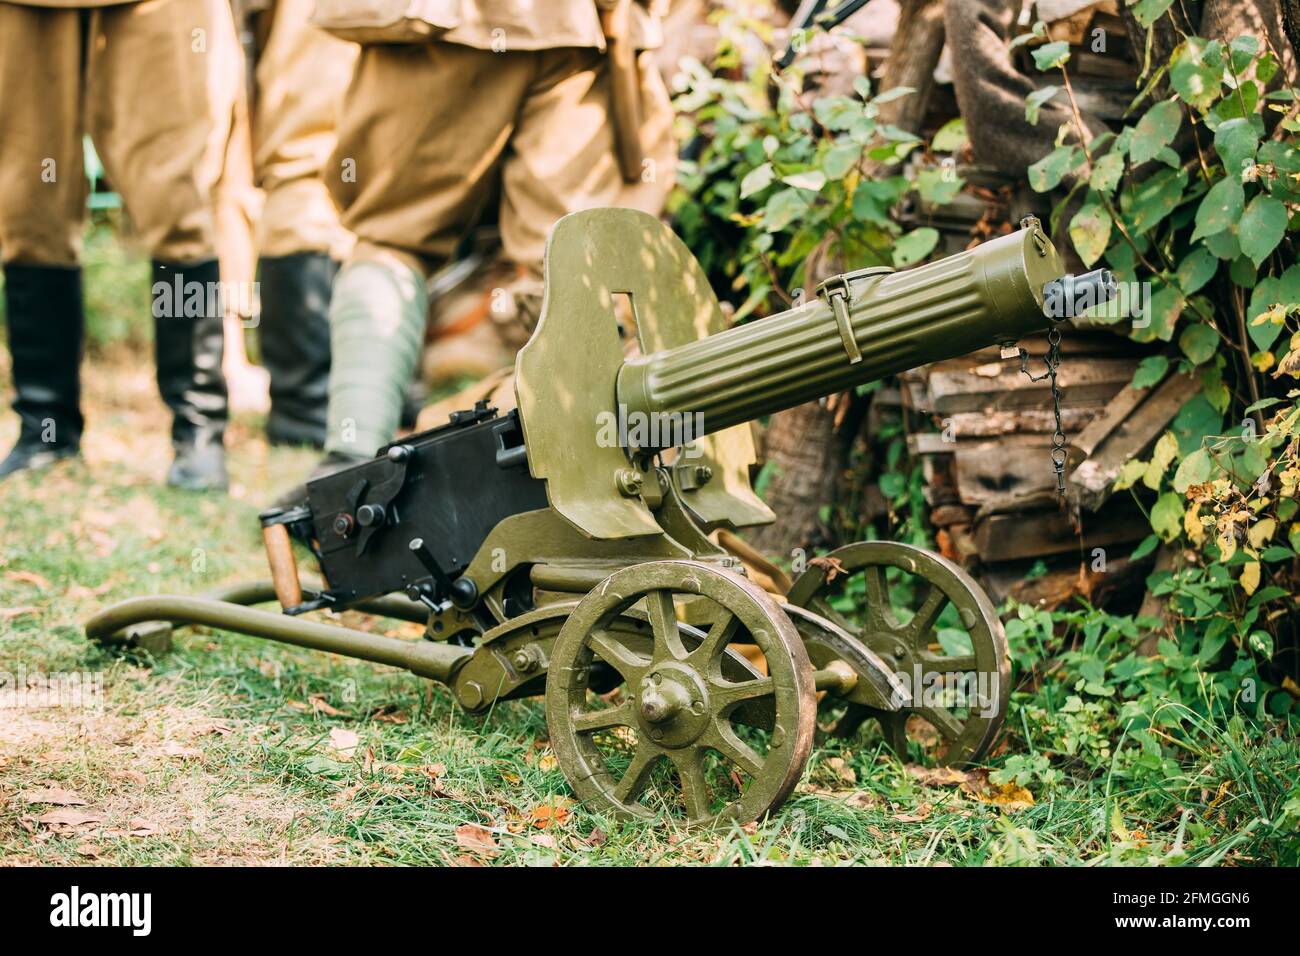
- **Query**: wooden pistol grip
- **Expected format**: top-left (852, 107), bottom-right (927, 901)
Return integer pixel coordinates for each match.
top-left (262, 523), bottom-right (304, 610)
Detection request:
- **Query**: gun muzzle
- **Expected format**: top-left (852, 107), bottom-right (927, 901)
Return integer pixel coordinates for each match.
top-left (616, 219), bottom-right (1067, 450)
top-left (1041, 268), bottom-right (1117, 323)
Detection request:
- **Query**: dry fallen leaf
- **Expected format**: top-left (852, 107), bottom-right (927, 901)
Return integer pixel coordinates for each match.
top-left (0, 607), bottom-right (40, 620)
top-left (808, 555), bottom-right (848, 585)
top-left (988, 782), bottom-right (1035, 811)
top-left (21, 788), bottom-right (87, 806)
top-left (162, 741), bottom-right (202, 761)
top-left (455, 823), bottom-right (499, 858)
top-left (38, 808), bottom-right (104, 829)
top-left (893, 802), bottom-right (933, 823)
top-left (907, 765), bottom-right (977, 788)
top-left (327, 728), bottom-right (359, 758)
top-left (66, 582), bottom-right (112, 600)
top-left (310, 696), bottom-right (345, 717)
top-left (827, 756), bottom-right (858, 786)
top-left (5, 570), bottom-right (51, 590)
top-left (529, 800), bottom-right (572, 830)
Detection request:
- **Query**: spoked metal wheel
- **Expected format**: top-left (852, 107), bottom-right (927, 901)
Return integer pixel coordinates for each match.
top-left (786, 542), bottom-right (1009, 765)
top-left (545, 561), bottom-right (816, 827)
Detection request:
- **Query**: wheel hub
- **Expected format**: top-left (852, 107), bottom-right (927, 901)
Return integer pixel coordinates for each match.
top-left (635, 662), bottom-right (710, 747)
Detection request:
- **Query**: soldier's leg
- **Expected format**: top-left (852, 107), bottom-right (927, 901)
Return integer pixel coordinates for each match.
top-left (90, 0), bottom-right (235, 491)
top-left (0, 6), bottom-right (87, 478)
top-left (318, 43), bottom-right (530, 466)
top-left (497, 47), bottom-right (675, 328)
top-left (252, 0), bottom-right (358, 447)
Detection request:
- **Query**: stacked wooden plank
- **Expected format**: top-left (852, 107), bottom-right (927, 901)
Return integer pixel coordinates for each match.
top-left (901, 330), bottom-right (1167, 607)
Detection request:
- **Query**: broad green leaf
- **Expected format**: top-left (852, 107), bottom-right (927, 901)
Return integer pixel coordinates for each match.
top-left (782, 170), bottom-right (826, 192)
top-left (1238, 194), bottom-right (1288, 266)
top-left (1028, 144), bottom-right (1085, 192)
top-left (892, 228), bottom-right (940, 268)
top-left (1229, 35), bottom-right (1260, 71)
top-left (1032, 41), bottom-right (1071, 72)
top-left (1173, 447), bottom-right (1214, 492)
top-left (1191, 175), bottom-right (1244, 242)
top-left (916, 167), bottom-right (964, 205)
top-left (1090, 151), bottom-right (1125, 194)
top-left (1131, 354), bottom-right (1169, 389)
top-left (1143, 432), bottom-right (1181, 488)
top-left (931, 117), bottom-right (968, 153)
top-left (820, 143), bottom-right (861, 181)
top-left (1131, 0), bottom-right (1175, 28)
top-left (1130, 534), bottom-right (1159, 561)
top-left (1125, 166), bottom-right (1188, 234)
top-left (740, 162), bottom-right (774, 199)
top-left (1176, 244), bottom-right (1219, 294)
top-left (1134, 283), bottom-right (1184, 342)
top-left (1069, 194), bottom-right (1112, 267)
top-left (1204, 226), bottom-right (1240, 259)
top-left (1151, 492), bottom-right (1186, 542)
top-left (1025, 86), bottom-right (1061, 125)
top-left (1171, 394), bottom-right (1224, 457)
top-left (1131, 99), bottom-right (1182, 165)
top-left (760, 188), bottom-right (809, 232)
top-left (1213, 116), bottom-right (1260, 175)
top-left (813, 96), bottom-right (860, 131)
top-left (1179, 321), bottom-right (1219, 365)
top-left (1170, 38), bottom-right (1222, 112)
top-left (874, 85), bottom-right (916, 105)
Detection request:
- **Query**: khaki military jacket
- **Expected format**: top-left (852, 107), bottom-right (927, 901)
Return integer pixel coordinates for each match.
top-left (312, 0), bottom-right (663, 50)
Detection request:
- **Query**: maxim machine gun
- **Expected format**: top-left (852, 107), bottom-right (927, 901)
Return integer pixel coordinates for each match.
top-left (89, 209), bottom-right (1112, 826)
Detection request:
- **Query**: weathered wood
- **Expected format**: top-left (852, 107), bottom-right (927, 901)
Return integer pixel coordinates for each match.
top-left (922, 356), bottom-right (1137, 414)
top-left (1066, 374), bottom-right (1150, 463)
top-left (972, 501), bottom-right (1146, 561)
top-left (952, 434), bottom-right (1060, 508)
top-left (1067, 372), bottom-right (1202, 512)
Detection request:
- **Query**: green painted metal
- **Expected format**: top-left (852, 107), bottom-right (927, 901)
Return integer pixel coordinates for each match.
top-left (783, 604), bottom-right (906, 711)
top-left (617, 222), bottom-right (1063, 445)
top-left (86, 210), bottom-right (1063, 828)
top-left (85, 596), bottom-right (471, 683)
top-left (544, 561), bottom-right (815, 826)
top-left (786, 541), bottom-right (1009, 765)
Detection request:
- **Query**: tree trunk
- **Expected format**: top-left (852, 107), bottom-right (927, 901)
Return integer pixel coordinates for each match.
top-left (1280, 0), bottom-right (1300, 62)
top-left (875, 0), bottom-right (947, 133)
top-left (744, 0), bottom-right (946, 559)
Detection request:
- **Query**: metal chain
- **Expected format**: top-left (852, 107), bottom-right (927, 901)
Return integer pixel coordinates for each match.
top-left (1017, 327), bottom-right (1067, 499)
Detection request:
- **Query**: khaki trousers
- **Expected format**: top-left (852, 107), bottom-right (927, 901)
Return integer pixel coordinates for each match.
top-left (328, 41), bottom-right (675, 279)
top-left (251, 0), bottom-right (356, 258)
top-left (0, 0), bottom-right (237, 265)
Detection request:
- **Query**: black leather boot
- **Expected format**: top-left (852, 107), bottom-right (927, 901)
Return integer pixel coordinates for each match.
top-left (257, 252), bottom-right (335, 448)
top-left (1, 263), bottom-right (84, 478)
top-left (152, 259), bottom-right (228, 491)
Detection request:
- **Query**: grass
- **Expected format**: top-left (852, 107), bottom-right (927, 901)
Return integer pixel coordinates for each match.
top-left (1, 230), bottom-right (1296, 866)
